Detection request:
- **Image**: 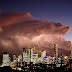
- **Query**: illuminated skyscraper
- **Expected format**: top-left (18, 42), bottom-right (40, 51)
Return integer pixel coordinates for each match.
top-left (28, 48), bottom-right (34, 62)
top-left (18, 55), bottom-right (22, 62)
top-left (41, 50), bottom-right (46, 63)
top-left (27, 47), bottom-right (38, 63)
top-left (41, 50), bottom-right (46, 58)
top-left (2, 52), bottom-right (11, 66)
top-left (32, 53), bottom-right (38, 64)
top-left (23, 48), bottom-right (27, 62)
top-left (13, 54), bottom-right (16, 62)
top-left (54, 44), bottom-right (58, 60)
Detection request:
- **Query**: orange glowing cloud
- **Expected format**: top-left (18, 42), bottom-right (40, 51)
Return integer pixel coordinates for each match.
top-left (0, 12), bottom-right (71, 63)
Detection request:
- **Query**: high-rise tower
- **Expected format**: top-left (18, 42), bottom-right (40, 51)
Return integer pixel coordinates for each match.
top-left (54, 44), bottom-right (58, 60)
top-left (2, 52), bottom-right (11, 66)
top-left (28, 48), bottom-right (34, 62)
top-left (41, 50), bottom-right (46, 58)
top-left (23, 48), bottom-right (27, 62)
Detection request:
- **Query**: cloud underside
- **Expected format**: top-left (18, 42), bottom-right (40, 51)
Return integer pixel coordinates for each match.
top-left (0, 12), bottom-right (72, 62)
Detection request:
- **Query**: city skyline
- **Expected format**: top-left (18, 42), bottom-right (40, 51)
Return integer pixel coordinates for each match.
top-left (1, 47), bottom-right (72, 72)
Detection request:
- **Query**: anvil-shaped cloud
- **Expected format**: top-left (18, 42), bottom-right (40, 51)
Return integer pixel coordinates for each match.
top-left (0, 12), bottom-right (72, 63)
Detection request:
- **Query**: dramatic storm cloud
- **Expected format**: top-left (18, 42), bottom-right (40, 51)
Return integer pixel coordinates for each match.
top-left (0, 12), bottom-right (72, 63)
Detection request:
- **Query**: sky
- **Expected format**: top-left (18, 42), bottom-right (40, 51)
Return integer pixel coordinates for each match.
top-left (0, 0), bottom-right (72, 63)
top-left (0, 0), bottom-right (72, 42)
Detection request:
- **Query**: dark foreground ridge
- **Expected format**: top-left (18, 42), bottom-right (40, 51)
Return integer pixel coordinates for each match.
top-left (0, 66), bottom-right (72, 72)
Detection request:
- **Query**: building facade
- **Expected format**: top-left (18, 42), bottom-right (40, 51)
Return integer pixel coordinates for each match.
top-left (2, 52), bottom-right (11, 66)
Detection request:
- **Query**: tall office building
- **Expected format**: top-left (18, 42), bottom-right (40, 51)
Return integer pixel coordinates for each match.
top-left (13, 54), bottom-right (16, 61)
top-left (28, 48), bottom-right (34, 62)
top-left (32, 53), bottom-right (38, 64)
top-left (41, 50), bottom-right (46, 63)
top-left (2, 52), bottom-right (11, 66)
top-left (23, 48), bottom-right (27, 62)
top-left (54, 44), bottom-right (58, 60)
top-left (41, 50), bottom-right (46, 58)
top-left (18, 55), bottom-right (22, 62)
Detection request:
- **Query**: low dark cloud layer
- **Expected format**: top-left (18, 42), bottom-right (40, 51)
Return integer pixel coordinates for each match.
top-left (0, 12), bottom-right (72, 63)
